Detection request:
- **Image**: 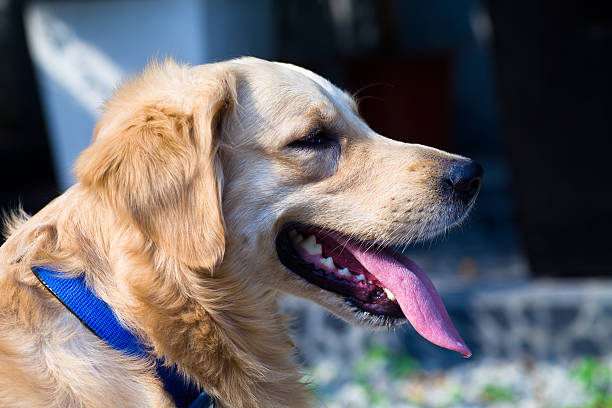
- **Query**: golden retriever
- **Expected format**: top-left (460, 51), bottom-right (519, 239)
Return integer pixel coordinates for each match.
top-left (0, 57), bottom-right (482, 407)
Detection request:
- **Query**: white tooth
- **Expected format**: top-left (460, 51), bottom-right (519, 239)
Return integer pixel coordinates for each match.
top-left (367, 280), bottom-right (374, 285)
top-left (320, 257), bottom-right (335, 269)
top-left (301, 235), bottom-right (322, 255)
top-left (356, 274), bottom-right (366, 282)
top-left (338, 268), bottom-right (351, 277)
top-left (383, 288), bottom-right (396, 302)
top-left (290, 231), bottom-right (303, 244)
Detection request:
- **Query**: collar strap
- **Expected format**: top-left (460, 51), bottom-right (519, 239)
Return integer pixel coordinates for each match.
top-left (32, 266), bottom-right (213, 408)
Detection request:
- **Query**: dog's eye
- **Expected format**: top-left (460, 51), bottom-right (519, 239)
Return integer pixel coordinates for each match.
top-left (288, 130), bottom-right (337, 150)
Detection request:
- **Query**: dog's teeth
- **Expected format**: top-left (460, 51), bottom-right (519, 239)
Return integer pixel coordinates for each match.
top-left (320, 257), bottom-right (335, 270)
top-left (289, 230), bottom-right (303, 244)
top-left (338, 267), bottom-right (351, 277)
top-left (301, 235), bottom-right (322, 255)
top-left (356, 274), bottom-right (366, 282)
top-left (367, 280), bottom-right (373, 284)
top-left (383, 288), bottom-right (396, 302)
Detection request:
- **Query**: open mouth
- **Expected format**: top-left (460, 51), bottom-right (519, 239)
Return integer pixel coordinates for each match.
top-left (276, 224), bottom-right (471, 357)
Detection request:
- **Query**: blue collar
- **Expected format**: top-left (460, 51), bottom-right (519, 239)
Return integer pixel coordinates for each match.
top-left (32, 266), bottom-right (213, 408)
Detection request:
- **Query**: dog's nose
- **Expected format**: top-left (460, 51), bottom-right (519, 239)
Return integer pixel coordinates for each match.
top-left (444, 159), bottom-right (483, 202)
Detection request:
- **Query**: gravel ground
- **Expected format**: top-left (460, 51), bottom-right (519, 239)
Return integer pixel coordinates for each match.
top-left (308, 352), bottom-right (611, 408)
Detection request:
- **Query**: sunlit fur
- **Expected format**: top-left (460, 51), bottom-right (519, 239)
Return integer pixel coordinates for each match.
top-left (0, 57), bottom-right (472, 407)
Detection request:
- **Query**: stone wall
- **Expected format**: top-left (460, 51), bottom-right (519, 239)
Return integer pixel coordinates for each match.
top-left (282, 278), bottom-right (612, 369)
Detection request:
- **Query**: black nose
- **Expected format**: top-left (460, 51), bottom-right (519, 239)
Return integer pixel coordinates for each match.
top-left (444, 159), bottom-right (483, 202)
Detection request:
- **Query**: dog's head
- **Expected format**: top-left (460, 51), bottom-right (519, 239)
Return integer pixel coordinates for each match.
top-left (75, 58), bottom-right (481, 357)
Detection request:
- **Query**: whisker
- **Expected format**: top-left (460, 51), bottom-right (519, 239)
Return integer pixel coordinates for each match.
top-left (352, 82), bottom-right (394, 99)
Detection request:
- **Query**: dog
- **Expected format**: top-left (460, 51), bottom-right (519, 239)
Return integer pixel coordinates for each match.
top-left (0, 57), bottom-right (482, 407)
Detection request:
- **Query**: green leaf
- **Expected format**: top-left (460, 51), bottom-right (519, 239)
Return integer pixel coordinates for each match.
top-left (479, 384), bottom-right (515, 403)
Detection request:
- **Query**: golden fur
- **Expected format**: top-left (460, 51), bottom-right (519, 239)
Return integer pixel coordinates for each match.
top-left (0, 57), bottom-right (469, 407)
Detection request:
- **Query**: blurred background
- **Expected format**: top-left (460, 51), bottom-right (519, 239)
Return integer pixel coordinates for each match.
top-left (1, 0), bottom-right (611, 406)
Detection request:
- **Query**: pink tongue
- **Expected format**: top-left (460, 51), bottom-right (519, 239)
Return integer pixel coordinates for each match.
top-left (345, 242), bottom-right (471, 358)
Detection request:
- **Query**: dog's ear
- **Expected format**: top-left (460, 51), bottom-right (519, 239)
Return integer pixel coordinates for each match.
top-left (75, 62), bottom-right (235, 269)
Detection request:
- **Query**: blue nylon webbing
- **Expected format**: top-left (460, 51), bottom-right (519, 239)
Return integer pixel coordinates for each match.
top-left (32, 266), bottom-right (212, 408)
